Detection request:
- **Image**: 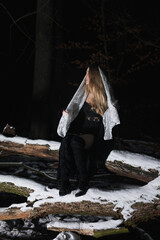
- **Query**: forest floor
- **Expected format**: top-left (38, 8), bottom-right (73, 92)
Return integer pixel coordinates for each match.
top-left (0, 153), bottom-right (160, 240)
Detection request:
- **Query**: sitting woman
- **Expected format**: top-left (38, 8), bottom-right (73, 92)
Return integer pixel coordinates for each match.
top-left (57, 66), bottom-right (120, 197)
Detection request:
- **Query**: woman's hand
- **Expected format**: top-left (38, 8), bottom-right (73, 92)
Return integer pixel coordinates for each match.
top-left (62, 110), bottom-right (68, 116)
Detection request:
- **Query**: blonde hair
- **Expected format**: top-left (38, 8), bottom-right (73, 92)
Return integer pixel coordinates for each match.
top-left (85, 66), bottom-right (108, 116)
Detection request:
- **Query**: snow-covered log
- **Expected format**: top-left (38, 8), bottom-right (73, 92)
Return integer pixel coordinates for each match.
top-left (47, 217), bottom-right (128, 238)
top-left (0, 134), bottom-right (60, 160)
top-left (0, 177), bottom-right (119, 220)
top-left (106, 150), bottom-right (160, 183)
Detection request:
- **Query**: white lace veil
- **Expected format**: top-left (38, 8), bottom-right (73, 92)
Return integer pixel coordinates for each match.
top-left (57, 67), bottom-right (120, 140)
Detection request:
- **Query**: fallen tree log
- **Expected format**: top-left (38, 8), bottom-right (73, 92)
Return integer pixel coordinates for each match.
top-left (0, 180), bottom-right (119, 220)
top-left (0, 134), bottom-right (60, 160)
top-left (1, 134), bottom-right (160, 184)
top-left (47, 217), bottom-right (128, 238)
top-left (106, 150), bottom-right (160, 183)
top-left (106, 160), bottom-right (158, 183)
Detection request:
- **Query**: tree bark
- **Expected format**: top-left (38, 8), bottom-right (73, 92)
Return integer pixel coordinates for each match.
top-left (126, 200), bottom-right (160, 227)
top-left (0, 207), bottom-right (32, 221)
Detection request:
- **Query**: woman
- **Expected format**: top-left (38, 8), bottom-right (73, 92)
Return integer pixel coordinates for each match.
top-left (57, 66), bottom-right (120, 197)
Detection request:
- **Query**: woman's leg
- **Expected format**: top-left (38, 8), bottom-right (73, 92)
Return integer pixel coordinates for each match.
top-left (58, 135), bottom-right (74, 196)
top-left (80, 134), bottom-right (96, 183)
top-left (80, 134), bottom-right (94, 149)
top-left (70, 134), bottom-right (94, 196)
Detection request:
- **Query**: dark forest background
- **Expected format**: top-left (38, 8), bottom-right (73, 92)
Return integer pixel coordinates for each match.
top-left (0, 0), bottom-right (160, 142)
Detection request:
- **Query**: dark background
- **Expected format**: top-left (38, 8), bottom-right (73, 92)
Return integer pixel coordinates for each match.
top-left (0, 0), bottom-right (160, 142)
top-left (0, 1), bottom-right (160, 239)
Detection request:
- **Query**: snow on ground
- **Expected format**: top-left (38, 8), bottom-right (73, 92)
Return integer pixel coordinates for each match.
top-left (0, 149), bottom-right (160, 232)
top-left (0, 134), bottom-right (60, 150)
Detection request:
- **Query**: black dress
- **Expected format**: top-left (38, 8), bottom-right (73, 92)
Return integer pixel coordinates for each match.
top-left (58, 101), bottom-right (113, 188)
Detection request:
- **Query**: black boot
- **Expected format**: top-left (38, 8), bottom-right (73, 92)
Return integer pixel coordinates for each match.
top-left (59, 180), bottom-right (71, 196)
top-left (75, 187), bottom-right (88, 197)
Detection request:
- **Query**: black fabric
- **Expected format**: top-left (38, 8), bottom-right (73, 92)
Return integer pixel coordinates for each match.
top-left (57, 132), bottom-right (113, 179)
top-left (59, 179), bottom-right (71, 196)
top-left (70, 135), bottom-right (88, 188)
top-left (68, 101), bottom-right (103, 137)
top-left (57, 135), bottom-right (76, 181)
top-left (58, 134), bottom-right (89, 187)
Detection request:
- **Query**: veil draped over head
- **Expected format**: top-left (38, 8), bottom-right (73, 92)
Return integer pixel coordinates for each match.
top-left (57, 67), bottom-right (120, 140)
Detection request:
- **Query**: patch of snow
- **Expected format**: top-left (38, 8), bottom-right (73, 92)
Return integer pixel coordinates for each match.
top-left (9, 202), bottom-right (32, 212)
top-left (107, 150), bottom-right (160, 173)
top-left (0, 207), bottom-right (8, 212)
top-left (47, 216), bottom-right (123, 231)
top-left (26, 138), bottom-right (60, 150)
top-left (0, 134), bottom-right (26, 145)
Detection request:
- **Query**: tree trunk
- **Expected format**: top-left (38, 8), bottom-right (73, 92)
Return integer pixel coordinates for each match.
top-left (29, 0), bottom-right (64, 141)
top-left (29, 0), bottom-right (54, 139)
